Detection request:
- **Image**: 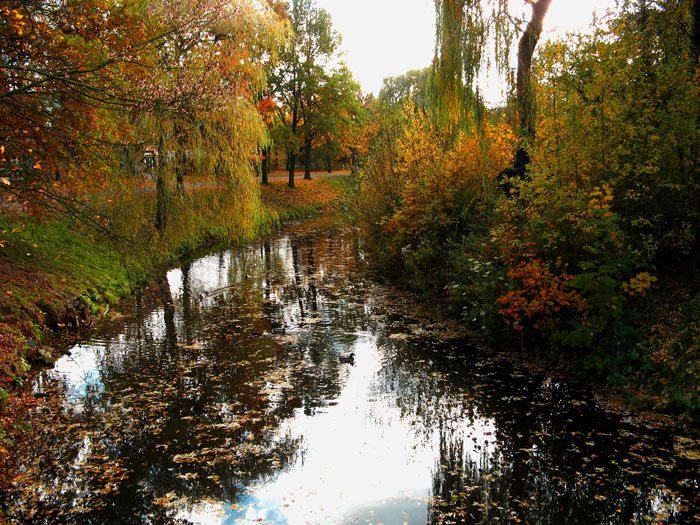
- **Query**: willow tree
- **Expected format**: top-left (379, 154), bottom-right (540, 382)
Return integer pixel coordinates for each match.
top-left (133, 0), bottom-right (288, 233)
top-left (432, 0), bottom-right (553, 174)
top-left (0, 0), bottom-right (288, 237)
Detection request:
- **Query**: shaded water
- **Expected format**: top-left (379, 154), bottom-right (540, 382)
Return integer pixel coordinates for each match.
top-left (3, 217), bottom-right (698, 524)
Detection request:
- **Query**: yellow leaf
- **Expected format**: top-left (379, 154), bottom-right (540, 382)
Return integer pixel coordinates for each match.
top-left (34, 161), bottom-right (41, 170)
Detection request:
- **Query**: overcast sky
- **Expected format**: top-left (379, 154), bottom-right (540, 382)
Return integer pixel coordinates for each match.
top-left (315, 0), bottom-right (618, 105)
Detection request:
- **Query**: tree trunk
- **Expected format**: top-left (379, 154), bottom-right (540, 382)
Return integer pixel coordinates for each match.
top-left (513, 0), bottom-right (553, 178)
top-left (156, 171), bottom-right (167, 232)
top-left (174, 123), bottom-right (186, 197)
top-left (303, 135), bottom-right (313, 179)
top-left (254, 147), bottom-right (262, 179)
top-left (175, 163), bottom-right (185, 197)
top-left (261, 146), bottom-right (270, 185)
top-left (155, 136), bottom-right (168, 232)
top-left (326, 156), bottom-right (332, 173)
top-left (288, 151), bottom-right (296, 188)
top-left (288, 103), bottom-right (299, 188)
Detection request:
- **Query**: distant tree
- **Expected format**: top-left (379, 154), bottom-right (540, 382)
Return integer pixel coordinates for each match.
top-left (269, 0), bottom-right (340, 187)
top-left (379, 68), bottom-right (431, 110)
top-left (300, 64), bottom-right (362, 177)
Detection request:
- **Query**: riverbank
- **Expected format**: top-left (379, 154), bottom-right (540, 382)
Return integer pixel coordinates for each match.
top-left (3, 216), bottom-right (698, 524)
top-left (0, 175), bottom-right (354, 452)
top-left (364, 238), bottom-right (700, 431)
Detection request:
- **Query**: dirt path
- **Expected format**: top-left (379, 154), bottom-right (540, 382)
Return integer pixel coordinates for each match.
top-left (265, 170), bottom-right (351, 182)
top-left (120, 170), bottom-right (351, 194)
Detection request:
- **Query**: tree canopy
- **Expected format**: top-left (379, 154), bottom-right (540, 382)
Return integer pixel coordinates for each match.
top-left (356, 0), bottom-right (700, 390)
top-left (1, 0), bottom-right (288, 232)
top-left (268, 0), bottom-right (341, 186)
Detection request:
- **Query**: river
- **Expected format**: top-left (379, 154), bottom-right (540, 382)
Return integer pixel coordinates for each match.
top-left (3, 217), bottom-right (698, 524)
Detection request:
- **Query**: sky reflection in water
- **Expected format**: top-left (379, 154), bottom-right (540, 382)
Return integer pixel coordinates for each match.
top-left (9, 217), bottom-right (698, 525)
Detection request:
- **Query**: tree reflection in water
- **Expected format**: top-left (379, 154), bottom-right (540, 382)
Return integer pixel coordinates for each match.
top-left (3, 217), bottom-right (697, 524)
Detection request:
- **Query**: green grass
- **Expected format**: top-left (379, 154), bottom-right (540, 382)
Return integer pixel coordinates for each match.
top-left (1, 215), bottom-right (139, 324)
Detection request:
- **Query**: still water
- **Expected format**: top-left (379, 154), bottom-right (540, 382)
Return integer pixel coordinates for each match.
top-left (4, 217), bottom-right (698, 524)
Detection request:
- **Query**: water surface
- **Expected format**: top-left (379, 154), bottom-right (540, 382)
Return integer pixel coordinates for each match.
top-left (4, 217), bottom-right (698, 524)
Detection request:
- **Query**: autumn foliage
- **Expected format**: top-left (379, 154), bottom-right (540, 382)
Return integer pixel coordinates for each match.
top-left (496, 260), bottom-right (586, 333)
top-left (0, 0), bottom-right (288, 226)
top-left (0, 0), bottom-right (293, 443)
top-left (356, 0), bottom-right (699, 395)
top-left (358, 101), bottom-right (516, 247)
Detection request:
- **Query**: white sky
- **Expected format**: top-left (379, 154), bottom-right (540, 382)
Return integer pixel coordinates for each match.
top-left (316, 0), bottom-right (618, 105)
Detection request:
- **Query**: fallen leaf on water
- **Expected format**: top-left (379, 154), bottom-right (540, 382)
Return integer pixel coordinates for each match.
top-left (674, 436), bottom-right (700, 460)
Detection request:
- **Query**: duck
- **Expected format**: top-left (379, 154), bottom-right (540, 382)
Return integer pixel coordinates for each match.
top-left (271, 326), bottom-right (286, 334)
top-left (339, 352), bottom-right (355, 363)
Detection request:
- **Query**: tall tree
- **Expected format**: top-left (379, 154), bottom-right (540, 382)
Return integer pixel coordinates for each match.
top-left (513, 0), bottom-right (553, 177)
top-left (269, 0), bottom-right (340, 187)
top-left (432, 0), bottom-right (552, 173)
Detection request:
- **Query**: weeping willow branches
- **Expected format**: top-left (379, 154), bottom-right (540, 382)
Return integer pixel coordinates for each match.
top-left (431, 0), bottom-right (513, 126)
top-left (432, 0), bottom-right (553, 176)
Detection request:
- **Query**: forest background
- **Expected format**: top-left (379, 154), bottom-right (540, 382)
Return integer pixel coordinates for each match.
top-left (0, 0), bottom-right (698, 450)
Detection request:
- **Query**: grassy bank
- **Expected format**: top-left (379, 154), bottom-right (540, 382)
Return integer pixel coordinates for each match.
top-left (0, 174), bottom-right (353, 449)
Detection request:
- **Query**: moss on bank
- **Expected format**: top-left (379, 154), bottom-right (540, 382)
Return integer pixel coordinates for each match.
top-left (0, 175), bottom-right (353, 447)
top-left (626, 285), bottom-right (700, 426)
